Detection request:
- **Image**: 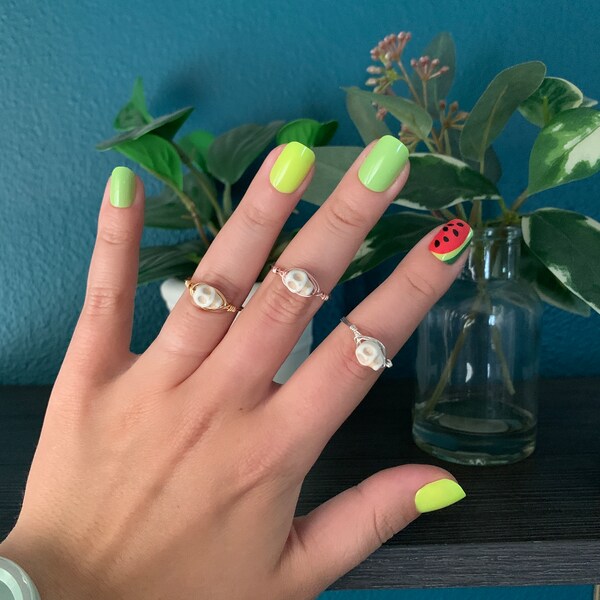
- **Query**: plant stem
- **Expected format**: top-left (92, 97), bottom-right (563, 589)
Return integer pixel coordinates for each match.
top-left (511, 188), bottom-right (529, 212)
top-left (422, 137), bottom-right (437, 153)
top-left (456, 203), bottom-right (468, 221)
top-left (223, 182), bottom-right (233, 218)
top-left (173, 142), bottom-right (226, 227)
top-left (421, 79), bottom-right (428, 114)
top-left (497, 196), bottom-right (510, 216)
top-left (173, 187), bottom-right (210, 248)
top-left (397, 60), bottom-right (421, 104)
top-left (441, 207), bottom-right (456, 220)
top-left (469, 199), bottom-right (483, 227)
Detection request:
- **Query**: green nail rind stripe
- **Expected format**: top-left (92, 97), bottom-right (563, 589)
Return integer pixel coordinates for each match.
top-left (431, 228), bottom-right (474, 264)
top-left (358, 135), bottom-right (409, 192)
top-left (415, 479), bottom-right (466, 513)
top-left (269, 142), bottom-right (315, 193)
top-left (110, 166), bottom-right (136, 208)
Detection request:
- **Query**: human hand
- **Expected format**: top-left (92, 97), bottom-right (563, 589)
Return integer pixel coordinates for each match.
top-left (0, 137), bottom-right (470, 599)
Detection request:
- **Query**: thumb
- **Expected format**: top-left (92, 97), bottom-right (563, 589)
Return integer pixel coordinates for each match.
top-left (281, 465), bottom-right (466, 596)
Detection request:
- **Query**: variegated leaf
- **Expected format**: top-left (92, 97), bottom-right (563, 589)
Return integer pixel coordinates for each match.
top-left (528, 107), bottom-right (600, 195)
top-left (393, 153), bottom-right (500, 210)
top-left (522, 208), bottom-right (600, 314)
top-left (518, 77), bottom-right (583, 127)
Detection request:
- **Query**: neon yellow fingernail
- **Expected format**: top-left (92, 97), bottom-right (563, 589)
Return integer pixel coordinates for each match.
top-left (414, 479), bottom-right (466, 513)
top-left (269, 142), bottom-right (315, 193)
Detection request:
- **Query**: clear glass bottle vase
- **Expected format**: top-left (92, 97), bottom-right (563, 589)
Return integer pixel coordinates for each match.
top-left (413, 226), bottom-right (543, 466)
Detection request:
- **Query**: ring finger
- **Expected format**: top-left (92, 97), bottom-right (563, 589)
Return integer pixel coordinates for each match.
top-left (205, 136), bottom-right (411, 391)
top-left (138, 142), bottom-right (316, 388)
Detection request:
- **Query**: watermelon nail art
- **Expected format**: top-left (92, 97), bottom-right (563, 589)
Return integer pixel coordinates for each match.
top-left (429, 219), bottom-right (473, 264)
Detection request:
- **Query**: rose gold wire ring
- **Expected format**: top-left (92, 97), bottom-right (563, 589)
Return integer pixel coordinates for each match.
top-left (184, 279), bottom-right (242, 313)
top-left (270, 265), bottom-right (330, 301)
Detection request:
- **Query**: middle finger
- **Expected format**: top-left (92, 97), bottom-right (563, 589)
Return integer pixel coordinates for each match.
top-left (205, 135), bottom-right (410, 389)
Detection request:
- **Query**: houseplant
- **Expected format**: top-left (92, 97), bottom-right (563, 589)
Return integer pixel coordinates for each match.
top-left (96, 78), bottom-right (338, 382)
top-left (301, 31), bottom-right (600, 465)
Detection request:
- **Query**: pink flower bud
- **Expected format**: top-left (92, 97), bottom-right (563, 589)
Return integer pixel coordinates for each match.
top-left (439, 100), bottom-right (447, 110)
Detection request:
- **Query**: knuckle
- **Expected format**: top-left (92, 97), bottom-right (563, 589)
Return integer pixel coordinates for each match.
top-left (239, 200), bottom-right (281, 232)
top-left (353, 484), bottom-right (397, 545)
top-left (99, 220), bottom-right (138, 247)
top-left (402, 268), bottom-right (438, 303)
top-left (83, 285), bottom-right (125, 316)
top-left (322, 195), bottom-right (367, 238)
top-left (260, 279), bottom-right (311, 327)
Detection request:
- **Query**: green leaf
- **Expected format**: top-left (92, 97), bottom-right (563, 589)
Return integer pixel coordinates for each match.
top-left (145, 172), bottom-right (216, 228)
top-left (519, 239), bottom-right (591, 316)
top-left (522, 208), bottom-right (600, 314)
top-left (581, 96), bottom-right (598, 108)
top-left (460, 61), bottom-right (547, 162)
top-left (96, 106), bottom-right (194, 150)
top-left (113, 77), bottom-right (153, 130)
top-left (518, 77), bottom-right (584, 127)
top-left (138, 240), bottom-right (205, 286)
top-left (302, 146), bottom-right (362, 205)
top-left (447, 128), bottom-right (502, 183)
top-left (341, 213), bottom-right (442, 282)
top-left (114, 134), bottom-right (183, 191)
top-left (345, 87), bottom-right (433, 139)
top-left (345, 86), bottom-right (392, 144)
top-left (206, 120), bottom-right (284, 184)
top-left (409, 32), bottom-right (456, 114)
top-left (527, 107), bottom-right (600, 195)
top-left (179, 130), bottom-right (215, 172)
top-left (276, 119), bottom-right (338, 147)
top-left (314, 120), bottom-right (338, 146)
top-left (392, 153), bottom-right (500, 210)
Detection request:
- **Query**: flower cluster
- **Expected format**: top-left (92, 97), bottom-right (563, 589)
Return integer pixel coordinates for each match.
top-left (410, 56), bottom-right (450, 82)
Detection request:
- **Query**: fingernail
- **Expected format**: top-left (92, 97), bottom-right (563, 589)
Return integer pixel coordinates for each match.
top-left (358, 135), bottom-right (409, 192)
top-left (429, 219), bottom-right (473, 264)
top-left (415, 479), bottom-right (466, 513)
top-left (269, 142), bottom-right (316, 193)
top-left (110, 166), bottom-right (136, 208)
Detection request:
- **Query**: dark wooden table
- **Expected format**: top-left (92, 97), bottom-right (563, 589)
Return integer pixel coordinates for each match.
top-left (1, 378), bottom-right (599, 589)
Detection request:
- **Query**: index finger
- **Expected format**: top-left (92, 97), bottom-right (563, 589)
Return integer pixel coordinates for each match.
top-left (267, 220), bottom-right (472, 468)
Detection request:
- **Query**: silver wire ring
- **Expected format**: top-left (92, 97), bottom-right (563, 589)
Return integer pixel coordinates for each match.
top-left (341, 316), bottom-right (392, 371)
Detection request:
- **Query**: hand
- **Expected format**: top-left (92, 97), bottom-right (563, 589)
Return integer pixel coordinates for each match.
top-left (0, 138), bottom-right (469, 599)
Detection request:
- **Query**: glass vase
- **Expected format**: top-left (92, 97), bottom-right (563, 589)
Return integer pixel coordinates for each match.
top-left (413, 226), bottom-right (543, 466)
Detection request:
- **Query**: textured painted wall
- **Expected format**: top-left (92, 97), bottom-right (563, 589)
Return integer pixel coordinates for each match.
top-left (0, 1), bottom-right (597, 596)
top-left (1, 0), bottom-right (599, 385)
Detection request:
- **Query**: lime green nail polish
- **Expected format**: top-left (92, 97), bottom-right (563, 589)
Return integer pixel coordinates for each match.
top-left (269, 142), bottom-right (315, 193)
top-left (358, 135), bottom-right (409, 192)
top-left (110, 166), bottom-right (136, 208)
top-left (414, 479), bottom-right (466, 513)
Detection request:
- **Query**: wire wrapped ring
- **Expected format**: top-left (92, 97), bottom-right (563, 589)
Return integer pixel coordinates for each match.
top-left (184, 279), bottom-right (242, 313)
top-left (341, 316), bottom-right (392, 371)
top-left (271, 265), bottom-right (329, 301)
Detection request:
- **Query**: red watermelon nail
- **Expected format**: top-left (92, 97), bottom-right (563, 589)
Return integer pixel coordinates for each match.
top-left (429, 219), bottom-right (473, 264)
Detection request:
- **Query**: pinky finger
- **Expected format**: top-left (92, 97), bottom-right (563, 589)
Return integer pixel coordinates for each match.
top-left (61, 167), bottom-right (144, 386)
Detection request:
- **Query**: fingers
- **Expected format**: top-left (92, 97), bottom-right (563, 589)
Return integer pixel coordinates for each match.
top-left (210, 136), bottom-right (410, 390)
top-left (270, 221), bottom-right (472, 466)
top-left (278, 465), bottom-right (466, 597)
top-left (138, 143), bottom-right (315, 389)
top-left (61, 167), bottom-right (144, 384)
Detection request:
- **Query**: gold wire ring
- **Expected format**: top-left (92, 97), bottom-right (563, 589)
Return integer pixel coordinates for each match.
top-left (184, 279), bottom-right (242, 313)
top-left (270, 265), bottom-right (330, 301)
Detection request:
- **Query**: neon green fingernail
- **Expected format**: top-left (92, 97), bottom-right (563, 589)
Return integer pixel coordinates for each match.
top-left (358, 135), bottom-right (409, 192)
top-left (414, 479), bottom-right (466, 513)
top-left (269, 142), bottom-right (315, 193)
top-left (110, 166), bottom-right (136, 208)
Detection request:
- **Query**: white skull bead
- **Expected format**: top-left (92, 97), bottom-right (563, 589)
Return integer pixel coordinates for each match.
top-left (192, 284), bottom-right (224, 310)
top-left (355, 339), bottom-right (386, 371)
top-left (283, 269), bottom-right (315, 297)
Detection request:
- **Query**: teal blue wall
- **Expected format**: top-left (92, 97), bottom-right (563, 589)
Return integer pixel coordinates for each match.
top-left (0, 1), bottom-right (597, 597)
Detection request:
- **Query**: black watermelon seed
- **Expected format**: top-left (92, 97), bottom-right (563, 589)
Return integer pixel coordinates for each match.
top-left (453, 229), bottom-right (459, 237)
top-left (443, 236), bottom-right (449, 242)
top-left (457, 222), bottom-right (464, 227)
top-left (434, 240), bottom-right (440, 248)
top-left (443, 226), bottom-right (449, 231)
